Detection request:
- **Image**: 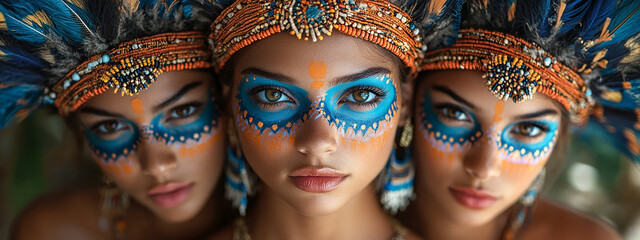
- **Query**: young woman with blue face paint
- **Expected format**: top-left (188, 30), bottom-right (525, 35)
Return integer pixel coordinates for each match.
top-left (400, 0), bottom-right (636, 238)
top-left (201, 0), bottom-right (444, 238)
top-left (13, 71), bottom-right (231, 239)
top-left (214, 31), bottom-right (420, 240)
top-left (2, 0), bottom-right (233, 238)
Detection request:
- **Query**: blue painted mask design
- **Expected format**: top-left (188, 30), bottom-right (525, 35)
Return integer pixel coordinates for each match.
top-left (237, 74), bottom-right (397, 138)
top-left (83, 92), bottom-right (220, 162)
top-left (420, 90), bottom-right (559, 164)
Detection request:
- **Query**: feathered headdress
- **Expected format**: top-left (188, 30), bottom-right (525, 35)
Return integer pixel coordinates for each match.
top-left (421, 0), bottom-right (640, 162)
top-left (0, 0), bottom-right (213, 128)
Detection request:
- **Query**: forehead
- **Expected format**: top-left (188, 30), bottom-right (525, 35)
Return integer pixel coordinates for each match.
top-left (420, 70), bottom-right (562, 118)
top-left (79, 71), bottom-right (211, 113)
top-left (233, 32), bottom-right (397, 82)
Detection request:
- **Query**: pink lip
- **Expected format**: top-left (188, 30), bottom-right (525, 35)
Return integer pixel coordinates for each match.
top-left (147, 182), bottom-right (194, 208)
top-left (449, 186), bottom-right (498, 210)
top-left (289, 167), bottom-right (347, 193)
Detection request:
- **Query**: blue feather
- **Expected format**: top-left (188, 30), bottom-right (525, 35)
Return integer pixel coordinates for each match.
top-left (0, 2), bottom-right (52, 45)
top-left (594, 0), bottom-right (640, 50)
top-left (0, 83), bottom-right (44, 129)
top-left (579, 0), bottom-right (616, 40)
top-left (540, 0), bottom-right (591, 37)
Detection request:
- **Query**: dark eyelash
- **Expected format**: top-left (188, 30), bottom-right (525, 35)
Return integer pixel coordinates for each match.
top-left (519, 121), bottom-right (551, 133)
top-left (338, 86), bottom-right (387, 104)
top-left (432, 103), bottom-right (463, 111)
top-left (249, 85), bottom-right (296, 104)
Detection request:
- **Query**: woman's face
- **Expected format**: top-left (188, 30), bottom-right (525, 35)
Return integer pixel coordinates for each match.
top-left (413, 70), bottom-right (562, 225)
top-left (77, 70), bottom-right (226, 222)
top-left (229, 33), bottom-right (411, 216)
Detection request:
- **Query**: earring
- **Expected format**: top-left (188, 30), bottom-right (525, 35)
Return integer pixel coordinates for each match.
top-left (98, 175), bottom-right (129, 238)
top-left (379, 119), bottom-right (415, 214)
top-left (225, 120), bottom-right (255, 216)
top-left (503, 168), bottom-right (546, 240)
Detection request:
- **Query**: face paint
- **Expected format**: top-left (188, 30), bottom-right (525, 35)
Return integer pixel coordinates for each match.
top-left (237, 73), bottom-right (397, 138)
top-left (237, 75), bottom-right (312, 135)
top-left (320, 74), bottom-right (397, 140)
top-left (83, 91), bottom-right (220, 162)
top-left (498, 120), bottom-right (558, 165)
top-left (307, 60), bottom-right (327, 79)
top-left (147, 95), bottom-right (219, 144)
top-left (419, 90), bottom-right (558, 167)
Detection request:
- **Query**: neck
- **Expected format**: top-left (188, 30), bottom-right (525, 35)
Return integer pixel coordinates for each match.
top-left (406, 183), bottom-right (508, 240)
top-left (248, 183), bottom-right (395, 240)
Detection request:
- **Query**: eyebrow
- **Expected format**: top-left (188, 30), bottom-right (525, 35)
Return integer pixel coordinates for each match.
top-left (152, 81), bottom-right (203, 112)
top-left (330, 67), bottom-right (391, 86)
top-left (241, 68), bottom-right (296, 84)
top-left (78, 107), bottom-right (125, 118)
top-left (512, 109), bottom-right (558, 120)
top-left (431, 85), bottom-right (477, 110)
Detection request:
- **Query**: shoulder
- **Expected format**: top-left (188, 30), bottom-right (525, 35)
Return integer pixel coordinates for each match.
top-left (11, 189), bottom-right (106, 240)
top-left (520, 198), bottom-right (621, 240)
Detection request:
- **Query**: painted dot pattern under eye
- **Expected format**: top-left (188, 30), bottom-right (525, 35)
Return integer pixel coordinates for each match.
top-left (237, 74), bottom-right (398, 139)
top-left (237, 75), bottom-right (313, 135)
top-left (319, 74), bottom-right (398, 138)
top-left (83, 91), bottom-right (220, 162)
top-left (418, 91), bottom-right (559, 165)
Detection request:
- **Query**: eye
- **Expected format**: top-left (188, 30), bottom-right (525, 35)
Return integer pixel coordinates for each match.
top-left (512, 122), bottom-right (549, 138)
top-left (346, 89), bottom-right (377, 103)
top-left (92, 120), bottom-right (129, 135)
top-left (169, 103), bottom-right (202, 119)
top-left (256, 89), bottom-right (291, 103)
top-left (440, 106), bottom-right (469, 121)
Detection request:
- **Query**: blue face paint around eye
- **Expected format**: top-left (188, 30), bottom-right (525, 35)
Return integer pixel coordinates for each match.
top-left (83, 118), bottom-right (141, 162)
top-left (148, 94), bottom-right (220, 144)
top-left (83, 91), bottom-right (220, 162)
top-left (499, 120), bottom-right (558, 163)
top-left (420, 91), bottom-right (483, 146)
top-left (237, 75), bottom-right (312, 135)
top-left (320, 74), bottom-right (398, 137)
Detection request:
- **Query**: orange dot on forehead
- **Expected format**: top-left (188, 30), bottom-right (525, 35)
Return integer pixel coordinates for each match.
top-left (492, 100), bottom-right (505, 123)
top-left (308, 60), bottom-right (327, 80)
top-left (311, 80), bottom-right (325, 89)
top-left (131, 98), bottom-right (143, 114)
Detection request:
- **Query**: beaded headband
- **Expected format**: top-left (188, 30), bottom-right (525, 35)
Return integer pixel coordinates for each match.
top-left (45, 32), bottom-right (213, 116)
top-left (210, 0), bottom-right (424, 74)
top-left (422, 29), bottom-right (593, 123)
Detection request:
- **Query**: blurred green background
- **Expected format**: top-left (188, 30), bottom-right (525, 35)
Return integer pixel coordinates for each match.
top-left (1, 107), bottom-right (640, 239)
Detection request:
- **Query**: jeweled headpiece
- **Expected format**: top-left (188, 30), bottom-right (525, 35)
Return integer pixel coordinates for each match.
top-left (421, 0), bottom-right (640, 162)
top-left (208, 0), bottom-right (425, 74)
top-left (0, 0), bottom-right (213, 126)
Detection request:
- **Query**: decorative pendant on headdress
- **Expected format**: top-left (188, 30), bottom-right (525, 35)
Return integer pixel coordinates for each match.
top-left (483, 54), bottom-right (542, 103)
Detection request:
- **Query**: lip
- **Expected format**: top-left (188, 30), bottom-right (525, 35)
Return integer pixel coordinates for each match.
top-left (449, 186), bottom-right (498, 210)
top-left (289, 167), bottom-right (347, 193)
top-left (147, 182), bottom-right (194, 208)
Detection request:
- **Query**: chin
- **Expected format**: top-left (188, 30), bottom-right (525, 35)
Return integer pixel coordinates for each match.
top-left (286, 194), bottom-right (346, 217)
top-left (446, 205), bottom-right (501, 227)
top-left (153, 204), bottom-right (201, 223)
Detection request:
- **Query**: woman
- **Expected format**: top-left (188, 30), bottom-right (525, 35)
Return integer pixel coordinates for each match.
top-left (1, 0), bottom-right (230, 239)
top-left (402, 0), bottom-right (639, 239)
top-left (195, 0), bottom-right (456, 239)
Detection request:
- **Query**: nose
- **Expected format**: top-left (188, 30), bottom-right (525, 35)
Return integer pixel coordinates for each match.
top-left (294, 115), bottom-right (339, 159)
top-left (462, 136), bottom-right (501, 180)
top-left (138, 136), bottom-right (178, 182)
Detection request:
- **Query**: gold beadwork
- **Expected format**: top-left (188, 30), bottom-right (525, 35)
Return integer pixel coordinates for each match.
top-left (48, 32), bottom-right (212, 116)
top-left (422, 29), bottom-right (593, 124)
top-left (211, 0), bottom-right (424, 74)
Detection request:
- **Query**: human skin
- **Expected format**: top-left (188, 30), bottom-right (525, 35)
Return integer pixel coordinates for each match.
top-left (76, 70), bottom-right (226, 223)
top-left (12, 70), bottom-right (231, 240)
top-left (213, 32), bottom-right (418, 240)
top-left (402, 70), bottom-right (621, 240)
